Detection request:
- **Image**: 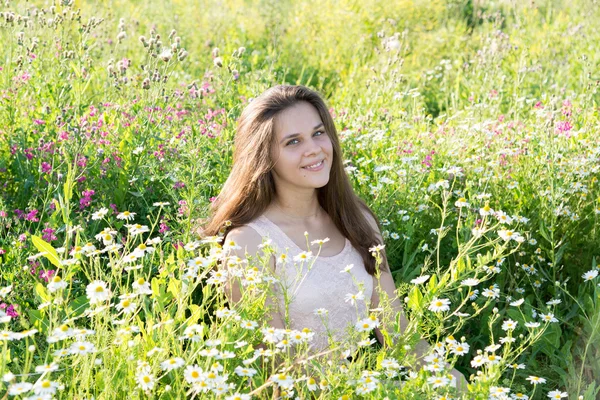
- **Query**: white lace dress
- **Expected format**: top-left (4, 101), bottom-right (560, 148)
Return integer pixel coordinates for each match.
top-left (245, 214), bottom-right (374, 353)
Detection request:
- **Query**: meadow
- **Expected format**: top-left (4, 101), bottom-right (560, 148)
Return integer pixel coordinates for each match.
top-left (1, 0), bottom-right (600, 398)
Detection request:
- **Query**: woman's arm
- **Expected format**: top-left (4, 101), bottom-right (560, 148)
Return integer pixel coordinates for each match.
top-left (364, 208), bottom-right (468, 390)
top-left (222, 226), bottom-right (285, 331)
top-left (371, 270), bottom-right (431, 366)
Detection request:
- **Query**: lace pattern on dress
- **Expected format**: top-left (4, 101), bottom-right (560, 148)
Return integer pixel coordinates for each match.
top-left (245, 215), bottom-right (374, 353)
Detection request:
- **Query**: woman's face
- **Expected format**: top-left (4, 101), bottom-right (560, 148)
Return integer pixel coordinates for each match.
top-left (270, 101), bottom-right (333, 190)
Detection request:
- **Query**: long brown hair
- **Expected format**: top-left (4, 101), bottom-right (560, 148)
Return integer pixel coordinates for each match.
top-left (197, 84), bottom-right (387, 275)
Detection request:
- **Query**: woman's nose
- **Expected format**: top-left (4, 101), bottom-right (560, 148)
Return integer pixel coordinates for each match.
top-left (304, 138), bottom-right (322, 156)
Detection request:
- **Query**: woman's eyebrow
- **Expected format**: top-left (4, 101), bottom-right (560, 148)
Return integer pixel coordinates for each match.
top-left (279, 122), bottom-right (324, 144)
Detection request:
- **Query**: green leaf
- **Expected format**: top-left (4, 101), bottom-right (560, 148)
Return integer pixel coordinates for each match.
top-left (167, 278), bottom-right (181, 299)
top-left (27, 310), bottom-right (50, 333)
top-left (69, 295), bottom-right (90, 316)
top-left (35, 282), bottom-right (51, 303)
top-left (31, 235), bottom-right (62, 269)
top-left (407, 286), bottom-right (423, 311)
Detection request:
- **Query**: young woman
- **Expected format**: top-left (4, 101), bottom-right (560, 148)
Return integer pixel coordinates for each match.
top-left (199, 85), bottom-right (467, 390)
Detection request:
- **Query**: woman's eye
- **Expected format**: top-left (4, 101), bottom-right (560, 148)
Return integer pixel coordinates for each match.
top-left (286, 130), bottom-right (325, 146)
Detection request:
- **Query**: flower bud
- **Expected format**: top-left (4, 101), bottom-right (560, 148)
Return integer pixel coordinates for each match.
top-left (169, 29), bottom-right (176, 39)
top-left (178, 50), bottom-right (188, 61)
top-left (213, 56), bottom-right (223, 68)
top-left (142, 78), bottom-right (150, 90)
top-left (159, 49), bottom-right (172, 62)
top-left (212, 47), bottom-right (219, 57)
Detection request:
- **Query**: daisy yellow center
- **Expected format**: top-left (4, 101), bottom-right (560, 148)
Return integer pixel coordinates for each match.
top-left (122, 300), bottom-right (130, 307)
top-left (60, 324), bottom-right (69, 331)
top-left (42, 380), bottom-right (51, 388)
top-left (123, 211), bottom-right (130, 216)
top-left (52, 276), bottom-right (62, 282)
top-left (278, 374), bottom-right (287, 380)
top-left (104, 234), bottom-right (112, 240)
top-left (191, 371), bottom-right (199, 378)
top-left (79, 345), bottom-right (86, 350)
top-left (207, 372), bottom-right (216, 379)
top-left (143, 376), bottom-right (151, 383)
top-left (362, 323), bottom-right (370, 329)
top-left (137, 278), bottom-right (145, 285)
top-left (138, 244), bottom-right (146, 250)
top-left (95, 286), bottom-right (104, 292)
top-left (435, 301), bottom-right (443, 307)
top-left (170, 359), bottom-right (176, 364)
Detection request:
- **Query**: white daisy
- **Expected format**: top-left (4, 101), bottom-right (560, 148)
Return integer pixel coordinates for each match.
top-left (86, 280), bottom-right (111, 305)
top-left (428, 298), bottom-right (451, 313)
top-left (411, 275), bottom-right (431, 285)
top-left (117, 211), bottom-right (136, 221)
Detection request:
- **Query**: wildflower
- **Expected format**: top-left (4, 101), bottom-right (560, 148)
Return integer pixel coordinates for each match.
top-left (311, 237), bottom-right (330, 246)
top-left (340, 264), bottom-right (354, 273)
top-left (479, 204), bottom-right (494, 216)
top-left (498, 229), bottom-right (522, 242)
top-left (226, 394), bottom-right (251, 400)
top-left (546, 299), bottom-right (562, 306)
top-left (355, 317), bottom-right (378, 332)
top-left (117, 211), bottom-right (135, 221)
top-left (428, 298), bottom-right (451, 313)
top-left (526, 376), bottom-right (546, 385)
top-left (32, 379), bottom-right (60, 395)
top-left (137, 370), bottom-right (155, 391)
top-left (35, 363), bottom-right (59, 373)
top-left (271, 373), bottom-right (295, 390)
top-left (461, 278), bottom-right (480, 286)
top-left (161, 357), bottom-right (185, 371)
top-left (240, 320), bottom-right (258, 330)
top-left (501, 319), bottom-right (518, 331)
top-left (91, 207), bottom-right (109, 220)
top-left (314, 308), bottom-right (328, 316)
top-left (69, 341), bottom-right (96, 355)
top-left (540, 313), bottom-right (558, 323)
top-left (127, 223), bottom-right (150, 236)
top-left (510, 299), bottom-right (524, 306)
top-left (470, 355), bottom-right (485, 368)
top-left (47, 275), bottom-right (68, 292)
top-left (428, 375), bottom-right (450, 388)
top-left (525, 321), bottom-right (541, 328)
top-left (485, 353), bottom-right (502, 365)
top-left (582, 269), bottom-right (598, 281)
top-left (345, 291), bottom-right (365, 305)
top-left (115, 297), bottom-right (137, 314)
top-left (411, 275), bottom-right (430, 284)
top-left (450, 342), bottom-right (470, 356)
top-left (547, 390), bottom-right (568, 399)
top-left (132, 277), bottom-right (153, 295)
top-left (234, 366), bottom-right (257, 377)
top-left (293, 251), bottom-right (313, 263)
top-left (184, 365), bottom-right (204, 383)
top-left (8, 382), bottom-right (34, 395)
top-left (482, 285), bottom-right (500, 299)
top-left (153, 202), bottom-right (170, 207)
top-left (86, 281), bottom-right (111, 305)
top-left (133, 243), bottom-right (155, 257)
top-left (488, 387), bottom-right (511, 398)
top-left (455, 198), bottom-right (469, 208)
